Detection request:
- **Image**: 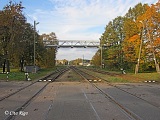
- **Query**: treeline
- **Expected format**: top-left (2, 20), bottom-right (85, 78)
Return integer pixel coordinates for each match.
top-left (92, 2), bottom-right (160, 72)
top-left (0, 1), bottom-right (57, 72)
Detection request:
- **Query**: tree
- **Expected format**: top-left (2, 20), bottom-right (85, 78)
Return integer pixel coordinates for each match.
top-left (136, 2), bottom-right (160, 72)
top-left (92, 2), bottom-right (160, 72)
top-left (0, 1), bottom-right (26, 71)
top-left (39, 32), bottom-right (58, 68)
top-left (95, 16), bottom-right (125, 70)
top-left (0, 1), bottom-right (58, 71)
top-left (92, 50), bottom-right (101, 66)
top-left (123, 2), bottom-right (160, 72)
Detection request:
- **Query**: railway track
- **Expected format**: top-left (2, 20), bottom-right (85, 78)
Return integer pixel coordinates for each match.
top-left (0, 68), bottom-right (68, 102)
top-left (1, 67), bottom-right (160, 120)
top-left (80, 67), bottom-right (160, 108)
top-left (82, 69), bottom-right (160, 108)
top-left (1, 67), bottom-right (69, 120)
top-left (72, 67), bottom-right (160, 120)
top-left (84, 67), bottom-right (120, 76)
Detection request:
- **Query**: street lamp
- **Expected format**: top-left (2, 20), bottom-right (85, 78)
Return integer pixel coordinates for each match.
top-left (135, 21), bottom-right (144, 74)
top-left (33, 20), bottom-right (39, 73)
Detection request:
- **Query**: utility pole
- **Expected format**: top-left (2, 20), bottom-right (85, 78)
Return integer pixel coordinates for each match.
top-left (101, 44), bottom-right (103, 68)
top-left (82, 55), bottom-right (84, 66)
top-left (33, 20), bottom-right (39, 73)
top-left (135, 21), bottom-right (144, 74)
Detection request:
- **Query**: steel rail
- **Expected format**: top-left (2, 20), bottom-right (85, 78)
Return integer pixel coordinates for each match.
top-left (72, 67), bottom-right (142, 120)
top-left (3, 68), bottom-right (69, 120)
top-left (82, 67), bottom-right (160, 109)
top-left (0, 68), bottom-right (68, 102)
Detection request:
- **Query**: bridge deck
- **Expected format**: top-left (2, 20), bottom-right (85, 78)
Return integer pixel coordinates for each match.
top-left (43, 40), bottom-right (100, 48)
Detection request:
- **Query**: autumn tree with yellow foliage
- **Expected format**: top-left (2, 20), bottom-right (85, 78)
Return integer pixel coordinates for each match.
top-left (92, 1), bottom-right (160, 72)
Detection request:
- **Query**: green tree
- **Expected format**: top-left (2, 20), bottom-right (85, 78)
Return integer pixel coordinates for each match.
top-left (0, 1), bottom-right (26, 71)
top-left (92, 50), bottom-right (101, 66)
top-left (92, 2), bottom-right (160, 72)
top-left (97, 16), bottom-right (125, 70)
top-left (0, 1), bottom-right (58, 71)
top-left (39, 32), bottom-right (58, 68)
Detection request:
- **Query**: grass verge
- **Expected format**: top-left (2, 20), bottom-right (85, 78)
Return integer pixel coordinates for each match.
top-left (102, 72), bottom-right (160, 83)
top-left (83, 68), bottom-right (160, 83)
top-left (0, 68), bottom-right (57, 81)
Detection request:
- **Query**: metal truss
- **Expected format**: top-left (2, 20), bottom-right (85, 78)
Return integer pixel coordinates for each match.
top-left (43, 40), bottom-right (100, 48)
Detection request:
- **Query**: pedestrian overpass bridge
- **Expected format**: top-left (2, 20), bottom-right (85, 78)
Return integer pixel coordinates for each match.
top-left (43, 40), bottom-right (100, 48)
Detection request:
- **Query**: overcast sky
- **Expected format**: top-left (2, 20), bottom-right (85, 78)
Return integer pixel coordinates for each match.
top-left (0, 0), bottom-right (158, 60)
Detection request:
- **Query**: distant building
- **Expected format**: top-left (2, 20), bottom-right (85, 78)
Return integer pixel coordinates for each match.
top-left (56, 59), bottom-right (68, 65)
top-left (56, 59), bottom-right (92, 66)
top-left (77, 59), bottom-right (92, 66)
